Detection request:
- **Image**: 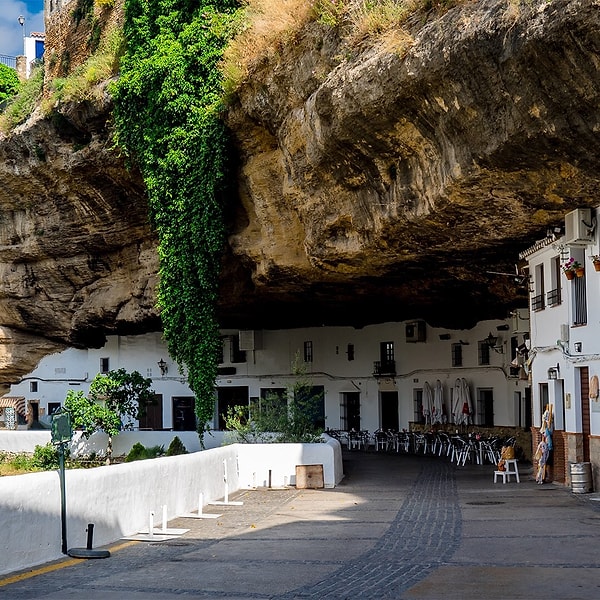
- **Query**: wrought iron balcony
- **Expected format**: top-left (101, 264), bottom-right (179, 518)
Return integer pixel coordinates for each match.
top-left (373, 360), bottom-right (396, 377)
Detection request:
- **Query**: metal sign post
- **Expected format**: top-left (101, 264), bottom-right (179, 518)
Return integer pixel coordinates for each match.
top-left (51, 408), bottom-right (72, 555)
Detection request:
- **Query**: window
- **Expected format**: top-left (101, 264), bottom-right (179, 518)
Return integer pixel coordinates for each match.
top-left (30, 381), bottom-right (38, 393)
top-left (100, 358), bottom-right (110, 373)
top-left (547, 256), bottom-right (561, 307)
top-left (230, 335), bottom-right (246, 363)
top-left (347, 343), bottom-right (355, 361)
top-left (340, 391), bottom-right (360, 431)
top-left (572, 273), bottom-right (587, 326)
top-left (48, 402), bottom-right (61, 415)
top-left (380, 341), bottom-right (394, 363)
top-left (451, 344), bottom-right (462, 367)
top-left (304, 341), bottom-right (313, 363)
top-left (478, 341), bottom-right (490, 366)
top-left (477, 389), bottom-right (494, 426)
top-left (413, 389), bottom-right (424, 424)
top-left (531, 263), bottom-right (545, 312)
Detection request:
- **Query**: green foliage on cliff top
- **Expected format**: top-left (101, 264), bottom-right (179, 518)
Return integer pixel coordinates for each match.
top-left (0, 64), bottom-right (20, 106)
top-left (111, 0), bottom-right (242, 442)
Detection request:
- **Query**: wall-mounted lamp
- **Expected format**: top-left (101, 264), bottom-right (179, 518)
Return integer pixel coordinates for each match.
top-left (485, 332), bottom-right (504, 354)
top-left (574, 342), bottom-right (582, 353)
top-left (157, 358), bottom-right (168, 376)
top-left (547, 364), bottom-right (560, 380)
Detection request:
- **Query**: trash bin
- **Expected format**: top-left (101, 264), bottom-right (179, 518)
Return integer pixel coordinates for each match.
top-left (570, 462), bottom-right (593, 494)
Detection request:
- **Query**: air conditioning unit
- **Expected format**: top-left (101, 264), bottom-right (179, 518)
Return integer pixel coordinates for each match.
top-left (239, 330), bottom-right (262, 351)
top-left (564, 208), bottom-right (595, 245)
top-left (560, 323), bottom-right (569, 343)
top-left (511, 310), bottom-right (529, 334)
top-left (405, 320), bottom-right (426, 343)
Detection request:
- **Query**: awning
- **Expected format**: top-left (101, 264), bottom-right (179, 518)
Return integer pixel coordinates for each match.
top-left (0, 397), bottom-right (27, 417)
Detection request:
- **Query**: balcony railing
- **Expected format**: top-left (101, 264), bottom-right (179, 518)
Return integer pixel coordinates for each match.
top-left (547, 287), bottom-right (561, 307)
top-left (531, 293), bottom-right (545, 312)
top-left (0, 54), bottom-right (16, 69)
top-left (373, 360), bottom-right (396, 377)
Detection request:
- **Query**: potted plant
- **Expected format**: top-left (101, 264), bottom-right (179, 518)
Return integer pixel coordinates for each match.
top-left (562, 258), bottom-right (583, 279)
top-left (590, 255), bottom-right (600, 272)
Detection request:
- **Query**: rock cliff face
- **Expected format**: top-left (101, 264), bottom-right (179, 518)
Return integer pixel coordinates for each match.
top-left (223, 0), bottom-right (600, 328)
top-left (1, 0), bottom-right (599, 385)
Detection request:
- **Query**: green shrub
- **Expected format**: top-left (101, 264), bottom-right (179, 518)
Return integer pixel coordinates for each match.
top-left (9, 453), bottom-right (35, 471)
top-left (31, 443), bottom-right (64, 470)
top-left (166, 436), bottom-right (188, 456)
top-left (126, 442), bottom-right (148, 462)
top-left (125, 442), bottom-right (165, 462)
top-left (0, 64), bottom-right (44, 131)
top-left (0, 63), bottom-right (20, 105)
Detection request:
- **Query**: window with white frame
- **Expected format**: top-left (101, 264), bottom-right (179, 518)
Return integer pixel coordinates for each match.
top-left (478, 341), bottom-right (490, 366)
top-left (303, 341), bottom-right (313, 363)
top-left (547, 256), bottom-right (561, 307)
top-left (451, 343), bottom-right (462, 367)
top-left (531, 263), bottom-right (545, 312)
top-left (570, 250), bottom-right (587, 326)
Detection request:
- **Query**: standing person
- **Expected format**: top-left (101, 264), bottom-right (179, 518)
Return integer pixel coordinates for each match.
top-left (535, 432), bottom-right (549, 484)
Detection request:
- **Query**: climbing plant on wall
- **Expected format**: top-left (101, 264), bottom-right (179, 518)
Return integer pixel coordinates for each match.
top-left (112, 0), bottom-right (241, 442)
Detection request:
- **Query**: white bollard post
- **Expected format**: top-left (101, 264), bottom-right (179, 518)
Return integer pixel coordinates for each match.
top-left (223, 459), bottom-right (229, 504)
top-left (149, 511), bottom-right (154, 538)
top-left (162, 505), bottom-right (168, 532)
top-left (198, 493), bottom-right (204, 516)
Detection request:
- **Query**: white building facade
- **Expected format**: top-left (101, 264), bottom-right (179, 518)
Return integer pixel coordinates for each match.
top-left (1, 317), bottom-right (530, 438)
top-left (521, 206), bottom-right (600, 490)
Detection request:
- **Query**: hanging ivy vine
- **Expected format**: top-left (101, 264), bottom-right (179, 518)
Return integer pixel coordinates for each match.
top-left (112, 0), bottom-right (241, 441)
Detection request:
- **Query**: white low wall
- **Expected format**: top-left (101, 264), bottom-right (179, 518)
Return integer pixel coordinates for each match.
top-left (0, 437), bottom-right (343, 577)
top-left (0, 430), bottom-right (225, 456)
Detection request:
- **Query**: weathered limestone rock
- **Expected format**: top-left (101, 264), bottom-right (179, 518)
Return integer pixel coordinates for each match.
top-left (0, 93), bottom-right (159, 388)
top-left (222, 0), bottom-right (600, 328)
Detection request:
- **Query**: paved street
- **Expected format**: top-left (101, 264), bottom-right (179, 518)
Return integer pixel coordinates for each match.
top-left (2, 450), bottom-right (600, 599)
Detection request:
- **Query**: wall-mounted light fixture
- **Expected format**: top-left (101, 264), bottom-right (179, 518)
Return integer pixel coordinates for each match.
top-left (157, 358), bottom-right (168, 376)
top-left (547, 364), bottom-right (560, 380)
top-left (484, 332), bottom-right (504, 354)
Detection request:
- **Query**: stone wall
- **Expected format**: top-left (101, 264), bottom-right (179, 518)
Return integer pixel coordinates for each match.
top-left (44, 0), bottom-right (124, 81)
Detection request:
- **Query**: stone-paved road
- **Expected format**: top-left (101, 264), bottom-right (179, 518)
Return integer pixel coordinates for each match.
top-left (2, 451), bottom-right (600, 599)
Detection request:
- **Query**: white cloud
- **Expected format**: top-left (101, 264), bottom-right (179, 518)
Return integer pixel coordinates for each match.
top-left (0, 1), bottom-right (45, 58)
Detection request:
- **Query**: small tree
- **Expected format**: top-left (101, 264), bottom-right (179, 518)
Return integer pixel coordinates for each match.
top-left (0, 64), bottom-right (20, 107)
top-left (224, 357), bottom-right (325, 444)
top-left (64, 369), bottom-right (156, 462)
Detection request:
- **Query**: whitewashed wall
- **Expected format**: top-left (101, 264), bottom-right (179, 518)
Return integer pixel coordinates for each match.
top-left (0, 438), bottom-right (343, 577)
top-left (527, 214), bottom-right (600, 437)
top-left (3, 317), bottom-right (529, 435)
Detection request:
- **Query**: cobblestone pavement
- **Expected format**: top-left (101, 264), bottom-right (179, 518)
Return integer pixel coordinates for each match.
top-left (2, 451), bottom-right (600, 599)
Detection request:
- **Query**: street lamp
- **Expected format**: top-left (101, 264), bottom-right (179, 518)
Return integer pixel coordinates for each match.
top-left (157, 358), bottom-right (168, 376)
top-left (18, 15), bottom-right (25, 38)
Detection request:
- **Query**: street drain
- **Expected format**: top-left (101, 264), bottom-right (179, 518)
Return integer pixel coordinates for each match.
top-left (465, 500), bottom-right (506, 505)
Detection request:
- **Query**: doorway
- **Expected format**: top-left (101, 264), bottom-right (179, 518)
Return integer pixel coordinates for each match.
top-left (340, 392), bottom-right (360, 431)
top-left (579, 366), bottom-right (591, 462)
top-left (380, 391), bottom-right (399, 431)
top-left (477, 389), bottom-right (494, 427)
top-left (217, 387), bottom-right (249, 430)
top-left (139, 394), bottom-right (163, 430)
top-left (172, 397), bottom-right (196, 431)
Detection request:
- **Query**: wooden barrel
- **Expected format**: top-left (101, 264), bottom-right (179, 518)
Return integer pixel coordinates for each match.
top-left (570, 462), bottom-right (593, 494)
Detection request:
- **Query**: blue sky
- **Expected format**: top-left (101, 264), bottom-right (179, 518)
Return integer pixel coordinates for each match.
top-left (0, 0), bottom-right (44, 58)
